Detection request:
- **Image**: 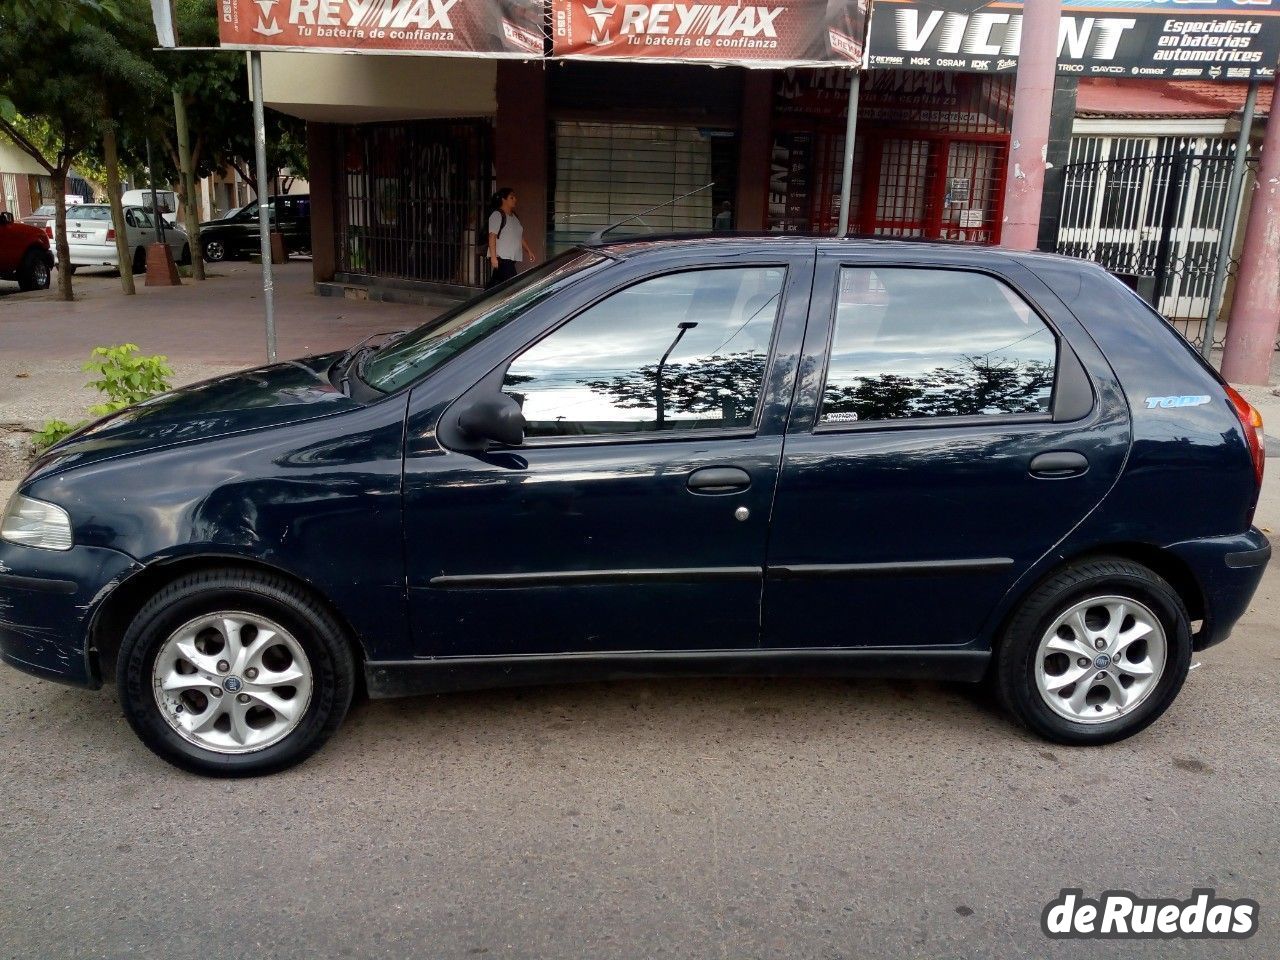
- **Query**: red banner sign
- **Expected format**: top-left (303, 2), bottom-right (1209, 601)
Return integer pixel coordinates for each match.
top-left (217, 0), bottom-right (546, 56)
top-left (551, 0), bottom-right (868, 67)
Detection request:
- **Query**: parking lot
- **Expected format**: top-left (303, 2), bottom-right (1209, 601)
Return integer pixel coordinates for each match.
top-left (1, 268), bottom-right (1278, 959)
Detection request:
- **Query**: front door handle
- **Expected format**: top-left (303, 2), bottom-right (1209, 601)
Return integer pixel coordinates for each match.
top-left (1029, 450), bottom-right (1089, 478)
top-left (687, 466), bottom-right (752, 494)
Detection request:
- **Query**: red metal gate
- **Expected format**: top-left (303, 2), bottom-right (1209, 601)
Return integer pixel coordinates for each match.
top-left (855, 133), bottom-right (1007, 243)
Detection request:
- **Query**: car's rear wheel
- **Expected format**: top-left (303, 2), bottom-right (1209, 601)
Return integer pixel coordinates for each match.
top-left (16, 249), bottom-right (50, 291)
top-left (131, 247), bottom-right (147, 275)
top-left (995, 558), bottom-right (1192, 745)
top-left (117, 568), bottom-right (355, 776)
top-left (203, 239), bottom-right (226, 263)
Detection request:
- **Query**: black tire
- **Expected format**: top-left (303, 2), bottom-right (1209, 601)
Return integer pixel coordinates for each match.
top-left (203, 238), bottom-right (227, 263)
top-left (16, 248), bottom-right (51, 291)
top-left (131, 246), bottom-right (147, 275)
top-left (117, 568), bottom-right (355, 776)
top-left (179, 243), bottom-right (191, 266)
top-left (995, 557), bottom-right (1192, 746)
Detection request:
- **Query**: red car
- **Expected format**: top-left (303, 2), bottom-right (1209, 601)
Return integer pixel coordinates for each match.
top-left (0, 210), bottom-right (54, 290)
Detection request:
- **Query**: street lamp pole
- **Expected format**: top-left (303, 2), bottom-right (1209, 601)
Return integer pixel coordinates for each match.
top-left (655, 321), bottom-right (698, 429)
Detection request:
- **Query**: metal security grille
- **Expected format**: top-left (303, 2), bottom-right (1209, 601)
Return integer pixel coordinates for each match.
top-left (858, 133), bottom-right (1006, 242)
top-left (549, 121), bottom-right (735, 254)
top-left (1058, 135), bottom-right (1253, 348)
top-left (333, 119), bottom-right (493, 288)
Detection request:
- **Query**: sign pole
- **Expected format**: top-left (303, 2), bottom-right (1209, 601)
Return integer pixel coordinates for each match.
top-left (250, 50), bottom-right (277, 364)
top-left (1221, 67), bottom-right (1280, 385)
top-left (836, 70), bottom-right (861, 237)
top-left (1201, 79), bottom-right (1258, 361)
top-left (1000, 0), bottom-right (1060, 249)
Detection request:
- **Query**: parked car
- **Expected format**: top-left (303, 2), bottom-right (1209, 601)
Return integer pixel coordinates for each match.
top-left (199, 194), bottom-right (310, 263)
top-left (49, 204), bottom-right (190, 274)
top-left (0, 237), bottom-right (1269, 775)
top-left (0, 210), bottom-right (54, 290)
top-left (21, 203), bottom-right (56, 228)
top-left (120, 189), bottom-right (179, 228)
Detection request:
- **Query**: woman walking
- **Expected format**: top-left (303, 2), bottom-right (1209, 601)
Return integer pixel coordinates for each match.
top-left (486, 187), bottom-right (535, 288)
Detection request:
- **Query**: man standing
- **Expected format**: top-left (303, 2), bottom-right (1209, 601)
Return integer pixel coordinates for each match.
top-left (487, 187), bottom-right (535, 288)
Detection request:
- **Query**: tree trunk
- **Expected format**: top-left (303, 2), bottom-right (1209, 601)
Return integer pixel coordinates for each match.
top-left (172, 88), bottom-right (204, 280)
top-left (52, 169), bottom-right (73, 301)
top-left (101, 108), bottom-right (135, 295)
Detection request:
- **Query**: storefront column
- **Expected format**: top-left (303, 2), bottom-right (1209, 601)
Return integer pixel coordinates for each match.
top-left (1221, 71), bottom-right (1280, 385)
top-left (736, 71), bottom-right (772, 232)
top-left (496, 61), bottom-right (548, 261)
top-left (1000, 0), bottom-right (1060, 250)
top-left (306, 121), bottom-right (336, 284)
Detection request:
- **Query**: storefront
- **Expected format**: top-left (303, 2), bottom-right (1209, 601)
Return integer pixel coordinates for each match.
top-left (231, 0), bottom-right (1280, 295)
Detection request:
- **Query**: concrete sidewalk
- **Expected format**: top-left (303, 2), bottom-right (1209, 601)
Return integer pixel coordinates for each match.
top-left (0, 261), bottom-right (437, 430)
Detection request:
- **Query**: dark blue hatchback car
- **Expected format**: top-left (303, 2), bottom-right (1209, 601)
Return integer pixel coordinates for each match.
top-left (0, 237), bottom-right (1269, 775)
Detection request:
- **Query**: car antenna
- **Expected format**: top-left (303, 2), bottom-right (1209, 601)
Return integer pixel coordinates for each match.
top-left (588, 182), bottom-right (716, 246)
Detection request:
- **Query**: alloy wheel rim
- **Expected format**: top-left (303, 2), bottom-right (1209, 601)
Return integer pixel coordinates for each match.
top-left (152, 611), bottom-right (313, 754)
top-left (1034, 595), bottom-right (1167, 725)
top-left (33, 262), bottom-right (49, 287)
top-left (206, 241), bottom-right (223, 260)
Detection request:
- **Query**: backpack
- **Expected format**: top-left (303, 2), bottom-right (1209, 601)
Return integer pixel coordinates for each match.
top-left (478, 208), bottom-right (506, 248)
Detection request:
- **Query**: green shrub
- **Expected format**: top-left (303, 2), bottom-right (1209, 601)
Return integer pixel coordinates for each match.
top-left (32, 419), bottom-right (82, 450)
top-left (83, 343), bottom-right (173, 417)
top-left (31, 345), bottom-right (173, 452)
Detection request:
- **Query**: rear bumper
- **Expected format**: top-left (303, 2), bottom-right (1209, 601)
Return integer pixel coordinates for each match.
top-left (0, 540), bottom-right (141, 689)
top-left (1169, 527), bottom-right (1272, 650)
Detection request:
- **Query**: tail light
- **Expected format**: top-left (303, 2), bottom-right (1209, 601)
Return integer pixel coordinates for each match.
top-left (1224, 384), bottom-right (1265, 488)
top-left (45, 225), bottom-right (52, 238)
top-left (105, 228), bottom-right (115, 241)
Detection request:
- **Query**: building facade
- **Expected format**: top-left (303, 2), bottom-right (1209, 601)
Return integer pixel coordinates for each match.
top-left (263, 53), bottom-right (1013, 295)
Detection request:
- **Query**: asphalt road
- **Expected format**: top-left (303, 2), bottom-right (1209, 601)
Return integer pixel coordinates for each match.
top-left (1, 471), bottom-right (1277, 960)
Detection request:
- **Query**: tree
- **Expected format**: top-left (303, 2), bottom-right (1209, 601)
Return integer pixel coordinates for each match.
top-left (0, 37), bottom-right (103, 298)
top-left (820, 355), bottom-right (1054, 423)
top-left (584, 352), bottom-right (769, 427)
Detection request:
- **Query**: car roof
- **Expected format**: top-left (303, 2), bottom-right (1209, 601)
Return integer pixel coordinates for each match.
top-left (588, 233), bottom-right (1104, 275)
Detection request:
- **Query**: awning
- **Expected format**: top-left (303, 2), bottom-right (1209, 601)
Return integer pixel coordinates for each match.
top-left (217, 0), bottom-right (870, 68)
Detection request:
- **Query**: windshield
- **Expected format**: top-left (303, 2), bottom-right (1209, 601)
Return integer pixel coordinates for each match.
top-left (360, 250), bottom-right (609, 393)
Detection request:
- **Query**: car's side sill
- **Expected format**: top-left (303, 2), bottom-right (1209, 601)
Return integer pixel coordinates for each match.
top-left (364, 648), bottom-right (990, 699)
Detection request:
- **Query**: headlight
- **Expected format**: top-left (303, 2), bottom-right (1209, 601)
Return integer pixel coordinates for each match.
top-left (1, 494), bottom-right (73, 551)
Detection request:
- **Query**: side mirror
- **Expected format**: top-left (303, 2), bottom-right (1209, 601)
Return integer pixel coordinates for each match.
top-left (456, 392), bottom-right (525, 448)
top-left (0, 211), bottom-right (12, 226)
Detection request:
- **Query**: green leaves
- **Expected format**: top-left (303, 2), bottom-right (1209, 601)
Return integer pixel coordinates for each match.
top-left (33, 419), bottom-right (81, 451)
top-left (82, 343), bottom-right (174, 416)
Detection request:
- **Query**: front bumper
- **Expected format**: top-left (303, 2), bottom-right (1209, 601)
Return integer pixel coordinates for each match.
top-left (0, 540), bottom-right (141, 688)
top-left (1169, 526), bottom-right (1272, 650)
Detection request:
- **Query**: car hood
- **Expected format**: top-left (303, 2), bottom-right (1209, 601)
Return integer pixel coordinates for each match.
top-left (28, 353), bottom-right (357, 479)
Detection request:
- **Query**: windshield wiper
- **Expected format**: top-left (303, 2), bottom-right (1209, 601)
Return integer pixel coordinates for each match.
top-left (334, 330), bottom-right (405, 396)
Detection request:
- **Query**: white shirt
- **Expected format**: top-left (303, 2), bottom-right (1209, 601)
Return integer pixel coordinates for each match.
top-left (488, 210), bottom-right (523, 262)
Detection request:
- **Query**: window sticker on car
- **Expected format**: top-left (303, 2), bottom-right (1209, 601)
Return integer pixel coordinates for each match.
top-left (825, 411), bottom-right (860, 422)
top-left (1145, 395), bottom-right (1211, 409)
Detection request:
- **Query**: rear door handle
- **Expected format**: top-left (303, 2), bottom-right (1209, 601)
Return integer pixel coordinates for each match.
top-left (687, 466), bottom-right (752, 494)
top-left (1029, 451), bottom-right (1089, 478)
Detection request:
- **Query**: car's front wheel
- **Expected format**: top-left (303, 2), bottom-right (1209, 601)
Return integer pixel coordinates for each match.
top-left (203, 238), bottom-right (226, 262)
top-left (17, 249), bottom-right (51, 291)
top-left (995, 557), bottom-right (1192, 745)
top-left (117, 568), bottom-right (355, 776)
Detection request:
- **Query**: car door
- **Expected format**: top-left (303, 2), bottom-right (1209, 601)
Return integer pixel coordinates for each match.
top-left (401, 250), bottom-right (814, 658)
top-left (762, 250), bottom-right (1130, 651)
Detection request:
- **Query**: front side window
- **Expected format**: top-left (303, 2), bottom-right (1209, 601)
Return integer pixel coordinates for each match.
top-left (820, 267), bottom-right (1057, 425)
top-left (361, 251), bottom-right (608, 393)
top-left (503, 266), bottom-right (785, 438)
